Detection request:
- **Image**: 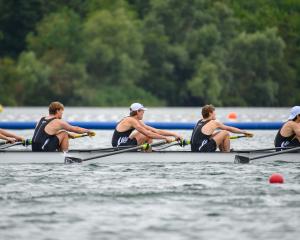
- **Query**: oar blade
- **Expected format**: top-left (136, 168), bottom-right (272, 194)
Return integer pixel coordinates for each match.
top-left (234, 155), bottom-right (250, 164)
top-left (64, 156), bottom-right (83, 164)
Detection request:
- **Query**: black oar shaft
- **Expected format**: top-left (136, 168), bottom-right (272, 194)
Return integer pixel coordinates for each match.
top-left (249, 146), bottom-right (300, 161)
top-left (82, 144), bottom-right (146, 161)
top-left (235, 146), bottom-right (300, 163)
top-left (65, 140), bottom-right (168, 163)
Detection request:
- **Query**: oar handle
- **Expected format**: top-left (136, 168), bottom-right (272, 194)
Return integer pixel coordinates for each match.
top-left (71, 132), bottom-right (96, 139)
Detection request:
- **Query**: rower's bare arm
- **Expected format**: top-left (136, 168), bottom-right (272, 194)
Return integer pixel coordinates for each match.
top-left (143, 124), bottom-right (182, 140)
top-left (0, 133), bottom-right (16, 143)
top-left (131, 120), bottom-right (170, 141)
top-left (216, 122), bottom-right (252, 136)
top-left (59, 121), bottom-right (91, 134)
top-left (0, 129), bottom-right (24, 141)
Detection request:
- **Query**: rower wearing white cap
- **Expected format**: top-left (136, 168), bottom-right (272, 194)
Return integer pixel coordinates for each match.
top-left (111, 103), bottom-right (182, 147)
top-left (274, 106), bottom-right (300, 150)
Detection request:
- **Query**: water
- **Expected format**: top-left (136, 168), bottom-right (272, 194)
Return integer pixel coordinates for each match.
top-left (0, 107), bottom-right (299, 240)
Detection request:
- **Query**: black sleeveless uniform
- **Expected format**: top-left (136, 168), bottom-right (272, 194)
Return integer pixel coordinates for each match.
top-left (274, 122), bottom-right (300, 151)
top-left (111, 118), bottom-right (138, 147)
top-left (190, 119), bottom-right (217, 152)
top-left (32, 117), bottom-right (59, 152)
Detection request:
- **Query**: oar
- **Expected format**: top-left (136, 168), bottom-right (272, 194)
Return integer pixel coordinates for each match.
top-left (0, 139), bottom-right (32, 150)
top-left (70, 132), bottom-right (96, 139)
top-left (234, 146), bottom-right (300, 164)
top-left (69, 145), bottom-right (137, 152)
top-left (232, 146), bottom-right (291, 153)
top-left (65, 140), bottom-right (169, 163)
top-left (154, 139), bottom-right (190, 150)
top-left (230, 135), bottom-right (253, 140)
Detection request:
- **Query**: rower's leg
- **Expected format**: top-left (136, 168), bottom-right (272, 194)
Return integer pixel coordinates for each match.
top-left (129, 130), bottom-right (152, 145)
top-left (56, 131), bottom-right (69, 151)
top-left (212, 130), bottom-right (230, 152)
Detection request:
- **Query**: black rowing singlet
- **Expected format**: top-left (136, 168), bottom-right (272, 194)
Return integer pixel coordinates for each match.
top-left (274, 122), bottom-right (296, 149)
top-left (190, 119), bottom-right (214, 152)
top-left (111, 118), bottom-right (136, 147)
top-left (32, 117), bottom-right (58, 151)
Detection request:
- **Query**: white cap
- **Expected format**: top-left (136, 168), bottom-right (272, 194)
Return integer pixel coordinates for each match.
top-left (130, 103), bottom-right (147, 111)
top-left (288, 106), bottom-right (300, 120)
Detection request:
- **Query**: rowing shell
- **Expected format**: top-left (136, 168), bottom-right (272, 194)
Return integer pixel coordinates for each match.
top-left (0, 149), bottom-right (299, 164)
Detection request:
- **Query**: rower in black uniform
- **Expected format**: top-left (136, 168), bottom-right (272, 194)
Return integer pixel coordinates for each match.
top-left (32, 101), bottom-right (94, 152)
top-left (274, 106), bottom-right (300, 151)
top-left (191, 104), bottom-right (253, 152)
top-left (111, 103), bottom-right (182, 147)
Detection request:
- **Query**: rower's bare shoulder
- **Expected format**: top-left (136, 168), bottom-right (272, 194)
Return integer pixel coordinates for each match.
top-left (53, 119), bottom-right (68, 128)
top-left (212, 120), bottom-right (222, 127)
top-left (289, 121), bottom-right (300, 129)
top-left (120, 117), bottom-right (137, 128)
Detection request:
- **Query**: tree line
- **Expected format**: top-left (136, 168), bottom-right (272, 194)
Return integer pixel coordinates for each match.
top-left (0, 0), bottom-right (299, 106)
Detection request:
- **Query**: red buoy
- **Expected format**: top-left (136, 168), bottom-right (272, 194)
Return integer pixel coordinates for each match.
top-left (227, 112), bottom-right (237, 120)
top-left (269, 173), bottom-right (284, 184)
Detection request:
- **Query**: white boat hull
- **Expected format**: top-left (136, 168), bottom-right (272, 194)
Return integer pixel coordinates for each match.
top-left (0, 149), bottom-right (299, 164)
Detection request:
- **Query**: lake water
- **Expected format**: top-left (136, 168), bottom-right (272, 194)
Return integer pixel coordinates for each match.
top-left (0, 107), bottom-right (299, 240)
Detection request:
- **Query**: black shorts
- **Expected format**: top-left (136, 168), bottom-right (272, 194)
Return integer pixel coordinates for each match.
top-left (192, 139), bottom-right (217, 152)
top-left (118, 137), bottom-right (138, 147)
top-left (32, 136), bottom-right (59, 152)
top-left (286, 138), bottom-right (300, 147)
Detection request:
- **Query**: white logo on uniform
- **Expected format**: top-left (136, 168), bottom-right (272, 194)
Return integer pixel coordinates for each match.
top-left (281, 141), bottom-right (290, 149)
top-left (117, 137), bottom-right (128, 146)
top-left (198, 139), bottom-right (208, 151)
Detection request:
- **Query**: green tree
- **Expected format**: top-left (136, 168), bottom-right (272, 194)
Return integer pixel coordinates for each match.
top-left (226, 28), bottom-right (284, 106)
top-left (16, 51), bottom-right (51, 105)
top-left (0, 58), bottom-right (19, 105)
top-left (141, 0), bottom-right (238, 105)
top-left (81, 7), bottom-right (161, 105)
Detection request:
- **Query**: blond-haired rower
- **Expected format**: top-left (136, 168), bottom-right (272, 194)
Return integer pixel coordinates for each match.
top-left (191, 105), bottom-right (253, 152)
top-left (32, 102), bottom-right (94, 152)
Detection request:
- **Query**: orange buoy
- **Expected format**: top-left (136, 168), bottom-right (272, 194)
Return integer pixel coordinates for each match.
top-left (269, 173), bottom-right (284, 184)
top-left (227, 112), bottom-right (237, 120)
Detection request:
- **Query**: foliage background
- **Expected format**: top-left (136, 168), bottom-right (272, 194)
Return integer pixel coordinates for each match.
top-left (0, 0), bottom-right (299, 106)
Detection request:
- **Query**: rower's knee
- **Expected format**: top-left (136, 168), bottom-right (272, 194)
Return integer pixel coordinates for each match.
top-left (57, 131), bottom-right (68, 142)
top-left (220, 130), bottom-right (229, 138)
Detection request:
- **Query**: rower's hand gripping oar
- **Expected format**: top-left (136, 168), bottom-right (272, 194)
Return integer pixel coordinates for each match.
top-left (65, 140), bottom-right (169, 164)
top-left (69, 131), bottom-right (96, 139)
top-left (234, 146), bottom-right (300, 164)
top-left (0, 139), bottom-right (32, 150)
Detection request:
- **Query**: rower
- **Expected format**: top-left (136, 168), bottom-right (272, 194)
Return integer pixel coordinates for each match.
top-left (191, 104), bottom-right (253, 152)
top-left (111, 103), bottom-right (182, 147)
top-left (274, 106), bottom-right (300, 151)
top-left (32, 101), bottom-right (94, 152)
top-left (0, 128), bottom-right (24, 143)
